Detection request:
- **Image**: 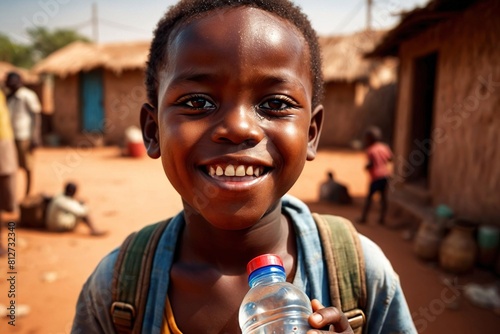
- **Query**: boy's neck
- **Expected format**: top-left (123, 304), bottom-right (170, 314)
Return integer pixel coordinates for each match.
top-left (178, 201), bottom-right (296, 273)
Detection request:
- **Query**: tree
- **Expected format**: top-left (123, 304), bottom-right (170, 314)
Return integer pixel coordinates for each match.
top-left (27, 27), bottom-right (90, 61)
top-left (0, 28), bottom-right (90, 68)
top-left (0, 34), bottom-right (34, 68)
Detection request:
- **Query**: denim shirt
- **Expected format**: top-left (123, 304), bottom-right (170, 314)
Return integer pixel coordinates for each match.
top-left (71, 195), bottom-right (417, 334)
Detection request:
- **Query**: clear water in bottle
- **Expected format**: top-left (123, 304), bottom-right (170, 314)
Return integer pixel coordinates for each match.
top-left (238, 254), bottom-right (312, 334)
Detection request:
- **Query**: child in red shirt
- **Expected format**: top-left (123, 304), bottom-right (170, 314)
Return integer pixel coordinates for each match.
top-left (358, 126), bottom-right (393, 224)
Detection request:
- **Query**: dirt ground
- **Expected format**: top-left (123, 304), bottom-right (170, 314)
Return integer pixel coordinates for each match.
top-left (1, 147), bottom-right (499, 333)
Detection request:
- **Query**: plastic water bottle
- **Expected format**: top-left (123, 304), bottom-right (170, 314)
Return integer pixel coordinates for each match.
top-left (238, 254), bottom-right (313, 334)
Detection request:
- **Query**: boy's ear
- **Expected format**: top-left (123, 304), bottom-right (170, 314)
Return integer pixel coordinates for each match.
top-left (140, 103), bottom-right (161, 159)
top-left (306, 104), bottom-right (324, 161)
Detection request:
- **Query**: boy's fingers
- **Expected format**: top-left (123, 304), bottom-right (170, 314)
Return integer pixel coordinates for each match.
top-left (311, 299), bottom-right (324, 312)
top-left (309, 299), bottom-right (351, 332)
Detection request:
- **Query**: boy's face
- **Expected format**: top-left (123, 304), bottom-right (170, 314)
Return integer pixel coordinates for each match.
top-left (142, 6), bottom-right (323, 230)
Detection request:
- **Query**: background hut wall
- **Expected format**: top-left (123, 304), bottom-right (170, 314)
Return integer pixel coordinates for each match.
top-left (321, 81), bottom-right (357, 147)
top-left (393, 0), bottom-right (500, 224)
top-left (321, 79), bottom-right (396, 148)
top-left (52, 75), bottom-right (80, 145)
top-left (103, 69), bottom-right (144, 145)
top-left (319, 31), bottom-right (397, 148)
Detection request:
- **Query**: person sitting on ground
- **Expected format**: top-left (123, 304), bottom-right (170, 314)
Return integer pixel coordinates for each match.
top-left (45, 182), bottom-right (107, 236)
top-left (319, 171), bottom-right (352, 205)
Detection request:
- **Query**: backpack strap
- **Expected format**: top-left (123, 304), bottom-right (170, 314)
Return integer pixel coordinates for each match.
top-left (110, 219), bottom-right (171, 334)
top-left (312, 213), bottom-right (367, 334)
top-left (110, 214), bottom-right (366, 333)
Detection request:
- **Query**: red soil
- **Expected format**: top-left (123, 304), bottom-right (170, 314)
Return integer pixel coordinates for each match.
top-left (1, 147), bottom-right (498, 333)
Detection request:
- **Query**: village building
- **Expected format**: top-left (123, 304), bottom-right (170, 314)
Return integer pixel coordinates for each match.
top-left (319, 30), bottom-right (398, 148)
top-left (33, 41), bottom-right (149, 146)
top-left (34, 31), bottom-right (399, 149)
top-left (366, 0), bottom-right (500, 225)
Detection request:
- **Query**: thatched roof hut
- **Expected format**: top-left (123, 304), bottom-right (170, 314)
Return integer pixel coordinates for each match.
top-left (366, 0), bottom-right (500, 226)
top-left (33, 41), bottom-right (149, 77)
top-left (34, 32), bottom-right (401, 148)
top-left (320, 30), bottom-right (390, 83)
top-left (33, 41), bottom-right (150, 146)
top-left (318, 31), bottom-right (398, 147)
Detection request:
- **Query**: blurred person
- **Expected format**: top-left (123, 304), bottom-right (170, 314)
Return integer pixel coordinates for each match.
top-left (357, 126), bottom-right (393, 225)
top-left (5, 71), bottom-right (42, 197)
top-left (45, 182), bottom-right (107, 236)
top-left (319, 171), bottom-right (352, 205)
top-left (0, 89), bottom-right (18, 256)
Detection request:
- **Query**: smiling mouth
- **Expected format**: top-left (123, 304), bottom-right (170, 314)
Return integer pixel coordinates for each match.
top-left (206, 164), bottom-right (267, 178)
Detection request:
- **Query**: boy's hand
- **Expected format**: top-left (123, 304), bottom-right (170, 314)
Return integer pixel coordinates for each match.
top-left (307, 299), bottom-right (354, 334)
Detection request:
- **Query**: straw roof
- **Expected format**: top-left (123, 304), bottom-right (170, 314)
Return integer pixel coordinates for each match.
top-left (33, 31), bottom-right (389, 82)
top-left (0, 61), bottom-right (40, 85)
top-left (320, 30), bottom-right (388, 83)
top-left (366, 0), bottom-right (480, 57)
top-left (33, 40), bottom-right (150, 77)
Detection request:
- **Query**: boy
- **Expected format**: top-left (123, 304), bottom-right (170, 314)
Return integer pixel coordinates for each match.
top-left (358, 126), bottom-right (393, 225)
top-left (72, 1), bottom-right (416, 333)
top-left (45, 182), bottom-right (107, 236)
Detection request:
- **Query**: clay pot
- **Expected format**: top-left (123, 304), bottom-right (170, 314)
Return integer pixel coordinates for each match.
top-left (414, 219), bottom-right (446, 261)
top-left (439, 220), bottom-right (478, 274)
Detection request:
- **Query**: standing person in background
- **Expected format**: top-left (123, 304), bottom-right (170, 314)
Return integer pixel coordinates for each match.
top-left (5, 71), bottom-right (42, 197)
top-left (0, 89), bottom-right (18, 256)
top-left (357, 126), bottom-right (393, 225)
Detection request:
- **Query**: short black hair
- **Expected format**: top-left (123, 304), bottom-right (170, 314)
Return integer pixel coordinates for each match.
top-left (6, 71), bottom-right (22, 85)
top-left (64, 182), bottom-right (77, 197)
top-left (6, 71), bottom-right (21, 81)
top-left (146, 0), bottom-right (324, 109)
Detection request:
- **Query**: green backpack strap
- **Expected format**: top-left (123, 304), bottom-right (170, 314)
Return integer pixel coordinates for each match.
top-left (312, 213), bottom-right (367, 334)
top-left (110, 219), bottom-right (171, 334)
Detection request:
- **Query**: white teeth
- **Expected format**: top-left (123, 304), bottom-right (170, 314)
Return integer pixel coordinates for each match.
top-left (225, 164), bottom-right (235, 176)
top-left (208, 165), bottom-right (265, 177)
top-left (236, 165), bottom-right (246, 176)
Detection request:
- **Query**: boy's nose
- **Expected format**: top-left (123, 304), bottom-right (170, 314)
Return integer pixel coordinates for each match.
top-left (211, 105), bottom-right (264, 146)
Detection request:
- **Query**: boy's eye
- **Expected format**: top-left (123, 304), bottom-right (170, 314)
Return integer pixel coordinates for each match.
top-left (188, 98), bottom-right (213, 109)
top-left (261, 99), bottom-right (288, 110)
top-left (259, 96), bottom-right (297, 114)
top-left (176, 95), bottom-right (216, 111)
